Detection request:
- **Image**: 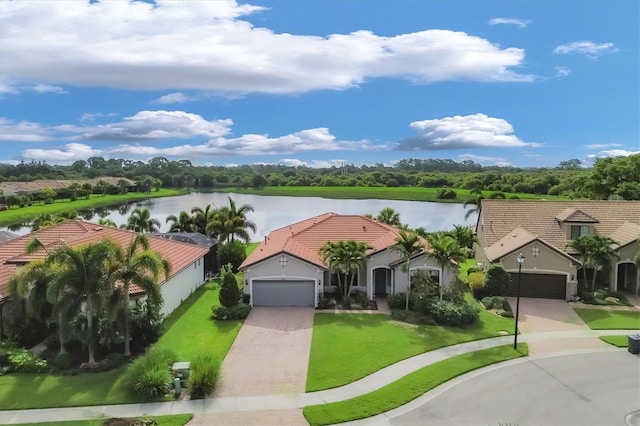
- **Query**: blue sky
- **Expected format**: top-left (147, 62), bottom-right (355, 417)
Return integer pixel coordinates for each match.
top-left (0, 0), bottom-right (638, 169)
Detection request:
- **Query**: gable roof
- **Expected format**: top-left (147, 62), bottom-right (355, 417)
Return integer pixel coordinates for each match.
top-left (479, 200), bottom-right (640, 256)
top-left (484, 226), bottom-right (579, 263)
top-left (0, 220), bottom-right (209, 300)
top-left (609, 222), bottom-right (640, 249)
top-left (240, 213), bottom-right (408, 269)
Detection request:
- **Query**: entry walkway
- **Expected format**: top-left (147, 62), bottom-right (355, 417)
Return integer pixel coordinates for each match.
top-left (2, 329), bottom-right (636, 425)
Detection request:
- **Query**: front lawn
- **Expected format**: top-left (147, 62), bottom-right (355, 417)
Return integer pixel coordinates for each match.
top-left (306, 307), bottom-right (514, 391)
top-left (303, 343), bottom-right (527, 426)
top-left (599, 335), bottom-right (631, 347)
top-left (574, 308), bottom-right (640, 330)
top-left (0, 281), bottom-right (241, 410)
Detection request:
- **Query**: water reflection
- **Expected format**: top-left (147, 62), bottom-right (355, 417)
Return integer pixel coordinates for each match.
top-left (1, 192), bottom-right (476, 241)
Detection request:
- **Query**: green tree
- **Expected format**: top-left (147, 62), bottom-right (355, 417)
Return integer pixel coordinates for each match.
top-left (567, 235), bottom-right (619, 291)
top-left (449, 225), bottom-right (477, 252)
top-left (463, 188), bottom-right (484, 220)
top-left (425, 233), bottom-right (466, 300)
top-left (31, 213), bottom-right (66, 231)
top-left (127, 208), bottom-right (161, 233)
top-left (390, 230), bottom-right (424, 310)
top-left (376, 208), bottom-right (402, 227)
top-left (191, 204), bottom-right (217, 236)
top-left (98, 218), bottom-right (118, 228)
top-left (108, 234), bottom-right (170, 357)
top-left (219, 264), bottom-right (240, 307)
top-left (319, 240), bottom-right (372, 299)
top-left (206, 197), bottom-right (257, 243)
top-left (165, 211), bottom-right (196, 232)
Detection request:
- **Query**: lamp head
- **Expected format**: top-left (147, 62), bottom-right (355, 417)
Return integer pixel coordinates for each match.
top-left (516, 253), bottom-right (525, 264)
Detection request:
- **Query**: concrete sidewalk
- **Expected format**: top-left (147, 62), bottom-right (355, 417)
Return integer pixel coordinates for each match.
top-left (2, 328), bottom-right (636, 425)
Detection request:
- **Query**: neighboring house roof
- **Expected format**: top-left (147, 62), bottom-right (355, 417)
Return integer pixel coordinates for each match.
top-left (484, 226), bottom-right (579, 263)
top-left (0, 220), bottom-right (209, 300)
top-left (479, 200), bottom-right (640, 256)
top-left (157, 232), bottom-right (217, 248)
top-left (609, 222), bottom-right (640, 249)
top-left (241, 212), bottom-right (409, 269)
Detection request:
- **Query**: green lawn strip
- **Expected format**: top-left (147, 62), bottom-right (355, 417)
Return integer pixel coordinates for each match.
top-left (246, 242), bottom-right (259, 255)
top-left (156, 281), bottom-right (243, 361)
top-left (306, 308), bottom-right (513, 391)
top-left (213, 186), bottom-right (566, 203)
top-left (303, 343), bottom-right (527, 426)
top-left (574, 308), bottom-right (640, 330)
top-left (16, 414), bottom-right (193, 426)
top-left (0, 189), bottom-right (186, 226)
top-left (599, 335), bottom-right (631, 347)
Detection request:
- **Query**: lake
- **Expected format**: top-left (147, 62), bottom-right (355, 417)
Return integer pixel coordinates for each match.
top-left (3, 192), bottom-right (475, 241)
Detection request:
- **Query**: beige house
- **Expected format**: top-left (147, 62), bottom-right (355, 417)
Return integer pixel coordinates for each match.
top-left (475, 200), bottom-right (640, 300)
top-left (240, 213), bottom-right (457, 307)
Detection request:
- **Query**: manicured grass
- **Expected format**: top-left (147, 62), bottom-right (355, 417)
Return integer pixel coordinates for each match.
top-left (0, 367), bottom-right (130, 410)
top-left (599, 335), bottom-right (631, 347)
top-left (574, 308), bottom-right (640, 330)
top-left (303, 343), bottom-right (528, 426)
top-left (17, 414), bottom-right (193, 426)
top-left (157, 280), bottom-right (243, 361)
top-left (214, 186), bottom-right (567, 203)
top-left (306, 307), bottom-right (514, 391)
top-left (246, 242), bottom-right (259, 255)
top-left (0, 189), bottom-right (186, 226)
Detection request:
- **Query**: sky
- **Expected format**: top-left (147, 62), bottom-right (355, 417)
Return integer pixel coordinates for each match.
top-left (0, 0), bottom-right (638, 169)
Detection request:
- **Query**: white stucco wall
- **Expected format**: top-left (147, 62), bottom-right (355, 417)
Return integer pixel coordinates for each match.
top-left (158, 257), bottom-right (205, 317)
top-left (393, 253), bottom-right (457, 294)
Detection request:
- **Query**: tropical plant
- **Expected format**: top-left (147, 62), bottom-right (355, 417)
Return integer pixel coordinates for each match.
top-left (107, 233), bottom-right (170, 357)
top-left (188, 353), bottom-right (221, 398)
top-left (98, 218), bottom-right (118, 228)
top-left (463, 188), bottom-right (484, 220)
top-left (206, 197), bottom-right (257, 243)
top-left (568, 235), bottom-right (619, 291)
top-left (320, 240), bottom-right (372, 299)
top-left (126, 207), bottom-right (161, 233)
top-left (219, 264), bottom-right (240, 307)
top-left (376, 208), bottom-right (401, 227)
top-left (390, 230), bottom-right (424, 310)
top-left (165, 210), bottom-right (196, 233)
top-left (190, 204), bottom-right (217, 236)
top-left (121, 346), bottom-right (177, 400)
top-left (30, 213), bottom-right (66, 231)
top-left (449, 224), bottom-right (477, 252)
top-left (425, 233), bottom-right (467, 300)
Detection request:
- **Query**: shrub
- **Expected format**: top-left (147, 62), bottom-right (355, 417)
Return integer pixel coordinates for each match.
top-left (386, 293), bottom-right (407, 310)
top-left (436, 188), bottom-right (457, 199)
top-left (188, 353), bottom-right (220, 398)
top-left (212, 303), bottom-right (251, 320)
top-left (219, 265), bottom-right (240, 307)
top-left (121, 347), bottom-right (177, 400)
top-left (106, 352), bottom-right (127, 368)
top-left (129, 301), bottom-right (165, 353)
top-left (481, 296), bottom-right (512, 313)
top-left (51, 352), bottom-right (71, 371)
top-left (216, 241), bottom-right (247, 273)
top-left (442, 278), bottom-right (467, 303)
top-left (430, 300), bottom-right (479, 326)
top-left (241, 293), bottom-right (251, 304)
top-left (468, 271), bottom-right (485, 290)
top-left (484, 264), bottom-right (511, 296)
top-left (317, 294), bottom-right (337, 309)
top-left (0, 343), bottom-right (48, 374)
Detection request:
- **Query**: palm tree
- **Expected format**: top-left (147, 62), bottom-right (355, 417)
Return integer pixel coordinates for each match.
top-left (190, 204), bottom-right (217, 236)
top-left (463, 189), bottom-right (484, 220)
top-left (425, 233), bottom-right (467, 299)
top-left (31, 213), bottom-right (66, 231)
top-left (126, 208), bottom-right (161, 233)
top-left (31, 238), bottom-right (118, 364)
top-left (587, 236), bottom-right (618, 291)
top-left (449, 225), bottom-right (478, 253)
top-left (376, 208), bottom-right (402, 227)
top-left (108, 234), bottom-right (170, 357)
top-left (166, 211), bottom-right (196, 233)
top-left (98, 218), bottom-right (118, 228)
top-left (319, 240), bottom-right (372, 299)
top-left (390, 230), bottom-right (424, 310)
top-left (206, 197), bottom-right (257, 243)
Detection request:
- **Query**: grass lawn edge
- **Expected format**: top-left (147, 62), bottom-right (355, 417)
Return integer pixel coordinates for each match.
top-left (599, 335), bottom-right (632, 347)
top-left (303, 343), bottom-right (528, 426)
top-left (573, 308), bottom-right (640, 330)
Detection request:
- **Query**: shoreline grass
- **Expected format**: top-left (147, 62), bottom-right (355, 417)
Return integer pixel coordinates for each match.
top-left (303, 343), bottom-right (528, 426)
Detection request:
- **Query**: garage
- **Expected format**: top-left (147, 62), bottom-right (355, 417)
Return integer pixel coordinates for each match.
top-left (507, 273), bottom-right (567, 299)
top-left (251, 279), bottom-right (316, 307)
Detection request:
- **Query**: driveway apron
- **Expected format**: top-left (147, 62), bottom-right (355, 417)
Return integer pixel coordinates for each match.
top-left (213, 307), bottom-right (315, 397)
top-left (508, 297), bottom-right (609, 354)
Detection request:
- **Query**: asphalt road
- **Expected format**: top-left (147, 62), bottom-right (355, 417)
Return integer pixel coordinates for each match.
top-left (390, 351), bottom-right (640, 426)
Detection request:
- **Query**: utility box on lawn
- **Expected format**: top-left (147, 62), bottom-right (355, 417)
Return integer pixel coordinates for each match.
top-left (628, 334), bottom-right (640, 354)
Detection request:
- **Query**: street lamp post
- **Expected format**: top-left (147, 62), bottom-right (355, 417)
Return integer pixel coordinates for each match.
top-left (513, 253), bottom-right (525, 350)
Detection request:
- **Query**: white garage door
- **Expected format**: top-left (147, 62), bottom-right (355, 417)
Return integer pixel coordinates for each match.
top-left (252, 280), bottom-right (316, 307)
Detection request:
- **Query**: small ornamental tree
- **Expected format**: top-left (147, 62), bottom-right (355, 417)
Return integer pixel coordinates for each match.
top-left (484, 264), bottom-right (511, 296)
top-left (219, 264), bottom-right (240, 307)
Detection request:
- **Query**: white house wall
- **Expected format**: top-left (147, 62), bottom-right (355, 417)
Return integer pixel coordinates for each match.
top-left (393, 253), bottom-right (457, 294)
top-left (368, 250), bottom-right (404, 299)
top-left (159, 258), bottom-right (205, 317)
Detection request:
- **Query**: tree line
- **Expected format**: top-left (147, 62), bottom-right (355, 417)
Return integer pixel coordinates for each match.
top-left (2, 154), bottom-right (638, 200)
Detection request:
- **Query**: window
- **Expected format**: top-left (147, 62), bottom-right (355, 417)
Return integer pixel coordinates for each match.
top-left (570, 225), bottom-right (590, 240)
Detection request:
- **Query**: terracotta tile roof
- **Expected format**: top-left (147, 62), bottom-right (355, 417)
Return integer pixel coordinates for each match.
top-left (241, 213), bottom-right (409, 269)
top-left (0, 220), bottom-right (208, 300)
top-left (479, 200), bottom-right (640, 255)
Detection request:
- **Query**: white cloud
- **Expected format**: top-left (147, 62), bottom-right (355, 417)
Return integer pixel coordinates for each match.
top-left (0, 1), bottom-right (533, 95)
top-left (21, 143), bottom-right (103, 162)
top-left (586, 149), bottom-right (639, 161)
top-left (151, 92), bottom-right (197, 104)
top-left (396, 113), bottom-right (540, 150)
top-left (33, 84), bottom-right (67, 94)
top-left (271, 158), bottom-right (348, 168)
top-left (553, 41), bottom-right (618, 58)
top-left (583, 143), bottom-right (624, 149)
top-left (555, 67), bottom-right (571, 78)
top-left (457, 153), bottom-right (512, 167)
top-left (0, 117), bottom-right (53, 142)
top-left (488, 18), bottom-right (530, 28)
top-left (80, 112), bottom-right (119, 122)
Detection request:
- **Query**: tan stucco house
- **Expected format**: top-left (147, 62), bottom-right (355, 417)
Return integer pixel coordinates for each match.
top-left (240, 212), bottom-right (457, 307)
top-left (475, 200), bottom-right (640, 300)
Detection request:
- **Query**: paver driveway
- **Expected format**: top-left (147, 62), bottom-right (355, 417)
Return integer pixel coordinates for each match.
top-left (508, 297), bottom-right (609, 354)
top-left (213, 307), bottom-right (315, 397)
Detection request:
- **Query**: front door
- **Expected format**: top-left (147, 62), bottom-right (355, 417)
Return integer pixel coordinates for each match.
top-left (374, 268), bottom-right (388, 296)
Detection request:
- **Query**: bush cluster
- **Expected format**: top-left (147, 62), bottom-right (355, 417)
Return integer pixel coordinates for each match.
top-left (317, 290), bottom-right (371, 310)
top-left (436, 188), bottom-right (457, 199)
top-left (129, 301), bottom-right (165, 353)
top-left (212, 303), bottom-right (251, 320)
top-left (472, 264), bottom-right (510, 299)
top-left (0, 342), bottom-right (48, 374)
top-left (216, 241), bottom-right (247, 273)
top-left (122, 347), bottom-right (177, 400)
top-left (430, 300), bottom-right (479, 326)
top-left (386, 293), bottom-right (407, 310)
top-left (219, 265), bottom-right (240, 308)
top-left (188, 353), bottom-right (220, 398)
